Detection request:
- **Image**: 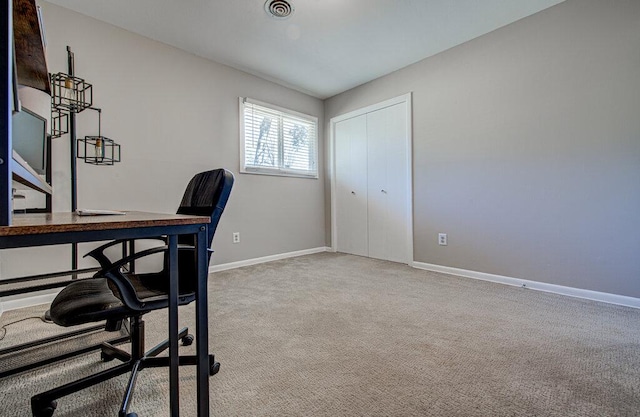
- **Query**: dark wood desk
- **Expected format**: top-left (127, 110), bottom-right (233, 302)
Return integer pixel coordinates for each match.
top-left (0, 211), bottom-right (212, 417)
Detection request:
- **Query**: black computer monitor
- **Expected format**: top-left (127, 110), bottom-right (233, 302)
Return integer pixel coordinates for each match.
top-left (12, 106), bottom-right (47, 175)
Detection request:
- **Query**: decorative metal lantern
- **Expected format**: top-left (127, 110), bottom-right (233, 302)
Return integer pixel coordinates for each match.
top-left (50, 72), bottom-right (92, 113)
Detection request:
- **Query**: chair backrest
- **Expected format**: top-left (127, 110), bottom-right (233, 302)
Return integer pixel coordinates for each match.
top-left (177, 169), bottom-right (235, 246)
top-left (173, 169), bottom-right (234, 290)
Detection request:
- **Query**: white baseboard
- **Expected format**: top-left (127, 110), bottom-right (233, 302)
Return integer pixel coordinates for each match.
top-left (210, 247), bottom-right (331, 273)
top-left (412, 261), bottom-right (640, 309)
top-left (0, 293), bottom-right (57, 315)
top-left (0, 248), bottom-right (331, 317)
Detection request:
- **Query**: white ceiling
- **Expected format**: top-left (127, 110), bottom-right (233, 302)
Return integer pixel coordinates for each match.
top-left (45, 0), bottom-right (564, 99)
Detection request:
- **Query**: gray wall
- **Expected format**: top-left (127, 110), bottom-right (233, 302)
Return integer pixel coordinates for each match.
top-left (324, 0), bottom-right (640, 297)
top-left (1, 2), bottom-right (326, 282)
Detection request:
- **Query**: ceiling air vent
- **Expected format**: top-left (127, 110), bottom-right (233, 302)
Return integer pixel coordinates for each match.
top-left (264, 0), bottom-right (294, 19)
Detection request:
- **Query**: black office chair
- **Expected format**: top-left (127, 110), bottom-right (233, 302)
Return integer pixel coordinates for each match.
top-left (31, 169), bottom-right (234, 417)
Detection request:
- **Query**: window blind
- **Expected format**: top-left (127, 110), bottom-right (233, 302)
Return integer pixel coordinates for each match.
top-left (241, 98), bottom-right (318, 178)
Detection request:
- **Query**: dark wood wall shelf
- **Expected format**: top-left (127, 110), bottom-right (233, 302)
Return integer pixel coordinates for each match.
top-left (13, 0), bottom-right (51, 94)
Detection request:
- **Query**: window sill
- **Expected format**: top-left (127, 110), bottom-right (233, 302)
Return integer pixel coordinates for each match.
top-left (240, 167), bottom-right (318, 179)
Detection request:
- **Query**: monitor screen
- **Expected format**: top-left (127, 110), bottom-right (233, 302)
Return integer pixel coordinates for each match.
top-left (12, 106), bottom-right (47, 175)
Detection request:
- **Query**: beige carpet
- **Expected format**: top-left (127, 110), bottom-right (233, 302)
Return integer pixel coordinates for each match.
top-left (1, 252), bottom-right (639, 416)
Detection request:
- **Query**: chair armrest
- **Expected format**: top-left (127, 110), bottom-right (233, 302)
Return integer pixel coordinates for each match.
top-left (85, 237), bottom-right (168, 269)
top-left (96, 244), bottom-right (195, 311)
top-left (94, 246), bottom-right (168, 311)
top-left (98, 246), bottom-right (169, 276)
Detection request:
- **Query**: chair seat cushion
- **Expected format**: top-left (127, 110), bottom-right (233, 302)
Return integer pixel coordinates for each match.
top-left (50, 278), bottom-right (130, 327)
top-left (50, 275), bottom-right (197, 327)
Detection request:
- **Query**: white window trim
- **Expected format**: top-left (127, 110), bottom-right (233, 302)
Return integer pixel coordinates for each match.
top-left (239, 97), bottom-right (319, 179)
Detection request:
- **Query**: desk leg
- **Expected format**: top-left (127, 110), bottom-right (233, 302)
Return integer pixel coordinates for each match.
top-left (196, 227), bottom-right (210, 417)
top-left (168, 234), bottom-right (180, 416)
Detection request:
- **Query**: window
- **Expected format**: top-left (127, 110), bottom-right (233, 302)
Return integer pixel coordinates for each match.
top-left (240, 98), bottom-right (318, 178)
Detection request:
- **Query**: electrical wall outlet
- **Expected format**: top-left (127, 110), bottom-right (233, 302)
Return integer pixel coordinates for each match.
top-left (438, 233), bottom-right (447, 246)
top-left (233, 232), bottom-right (240, 244)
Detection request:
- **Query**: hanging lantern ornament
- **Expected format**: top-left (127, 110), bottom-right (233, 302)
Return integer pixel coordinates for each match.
top-left (76, 108), bottom-right (121, 165)
top-left (50, 107), bottom-right (69, 139)
top-left (50, 72), bottom-right (92, 113)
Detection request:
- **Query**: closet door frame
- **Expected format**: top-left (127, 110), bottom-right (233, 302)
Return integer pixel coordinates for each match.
top-left (329, 92), bottom-right (413, 265)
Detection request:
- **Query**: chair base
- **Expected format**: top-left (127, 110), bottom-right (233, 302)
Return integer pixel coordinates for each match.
top-left (31, 318), bottom-right (219, 417)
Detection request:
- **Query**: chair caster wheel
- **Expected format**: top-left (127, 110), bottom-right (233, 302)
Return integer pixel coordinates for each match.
top-left (126, 413), bottom-right (138, 417)
top-left (33, 400), bottom-right (57, 417)
top-left (181, 334), bottom-right (194, 346)
top-left (101, 351), bottom-right (114, 362)
top-left (210, 361), bottom-right (220, 376)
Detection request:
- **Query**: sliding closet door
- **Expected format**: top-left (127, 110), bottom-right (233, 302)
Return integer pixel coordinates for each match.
top-left (335, 115), bottom-right (368, 257)
top-left (366, 102), bottom-right (409, 263)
